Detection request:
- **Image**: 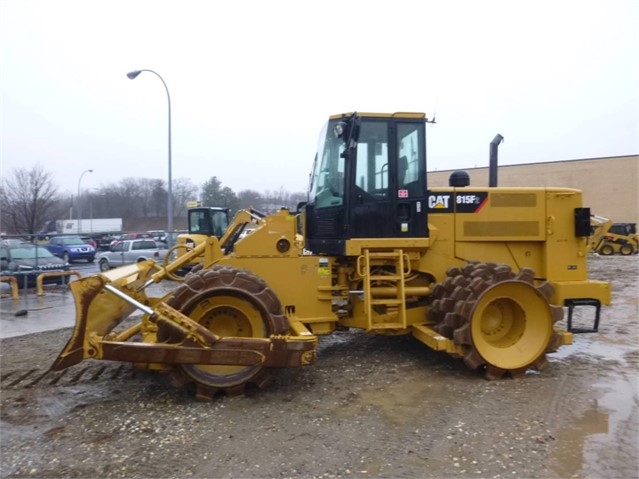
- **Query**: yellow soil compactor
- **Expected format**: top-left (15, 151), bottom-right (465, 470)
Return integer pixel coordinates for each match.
top-left (52, 112), bottom-right (611, 400)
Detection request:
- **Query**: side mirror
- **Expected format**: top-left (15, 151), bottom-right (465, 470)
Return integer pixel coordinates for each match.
top-left (333, 121), bottom-right (349, 139)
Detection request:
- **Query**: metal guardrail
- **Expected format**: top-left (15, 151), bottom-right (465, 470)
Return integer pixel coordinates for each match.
top-left (0, 270), bottom-right (82, 298)
top-left (36, 271), bottom-right (82, 296)
top-left (0, 276), bottom-right (19, 299)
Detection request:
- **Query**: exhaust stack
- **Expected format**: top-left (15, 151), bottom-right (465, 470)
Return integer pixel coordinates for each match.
top-left (489, 134), bottom-right (504, 187)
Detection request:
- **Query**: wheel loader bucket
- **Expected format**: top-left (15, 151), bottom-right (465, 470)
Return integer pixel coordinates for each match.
top-left (51, 261), bottom-right (156, 371)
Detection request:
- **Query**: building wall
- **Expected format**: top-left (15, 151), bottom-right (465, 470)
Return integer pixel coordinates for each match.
top-left (427, 155), bottom-right (639, 224)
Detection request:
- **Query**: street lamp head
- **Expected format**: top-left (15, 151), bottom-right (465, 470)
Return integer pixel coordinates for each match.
top-left (126, 67), bottom-right (173, 242)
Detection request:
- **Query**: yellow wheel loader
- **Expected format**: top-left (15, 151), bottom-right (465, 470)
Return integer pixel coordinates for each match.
top-left (162, 205), bottom-right (231, 279)
top-left (51, 112), bottom-right (611, 400)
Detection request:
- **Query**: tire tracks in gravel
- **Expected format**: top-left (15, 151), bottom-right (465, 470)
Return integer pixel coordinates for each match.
top-left (1, 363), bottom-right (137, 391)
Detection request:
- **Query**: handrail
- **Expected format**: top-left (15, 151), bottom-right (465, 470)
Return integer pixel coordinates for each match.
top-left (36, 271), bottom-right (82, 296)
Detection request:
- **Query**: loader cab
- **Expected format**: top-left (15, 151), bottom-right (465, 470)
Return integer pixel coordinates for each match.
top-left (305, 112), bottom-right (429, 255)
top-left (187, 207), bottom-right (230, 238)
top-left (609, 223), bottom-right (637, 236)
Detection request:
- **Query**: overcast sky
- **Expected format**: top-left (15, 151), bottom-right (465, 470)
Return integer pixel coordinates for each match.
top-left (1, 0), bottom-right (638, 198)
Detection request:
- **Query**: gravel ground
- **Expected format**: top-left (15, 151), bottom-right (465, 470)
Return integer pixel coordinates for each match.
top-left (1, 255), bottom-right (637, 479)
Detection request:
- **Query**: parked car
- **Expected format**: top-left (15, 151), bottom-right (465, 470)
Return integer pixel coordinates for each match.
top-left (80, 236), bottom-right (98, 249)
top-left (109, 232), bottom-right (153, 249)
top-left (88, 233), bottom-right (118, 251)
top-left (0, 238), bottom-right (30, 247)
top-left (46, 235), bottom-right (96, 263)
top-left (149, 230), bottom-right (167, 243)
top-left (157, 230), bottom-right (188, 248)
top-left (0, 243), bottom-right (70, 288)
top-left (97, 239), bottom-right (163, 272)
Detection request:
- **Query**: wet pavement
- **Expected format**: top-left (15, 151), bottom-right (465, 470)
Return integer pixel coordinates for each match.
top-left (0, 261), bottom-right (99, 338)
top-left (0, 287), bottom-right (76, 339)
top-left (0, 281), bottom-right (174, 339)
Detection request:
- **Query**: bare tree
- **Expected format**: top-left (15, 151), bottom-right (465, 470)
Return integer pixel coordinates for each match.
top-left (262, 188), bottom-right (306, 213)
top-left (171, 178), bottom-right (199, 217)
top-left (151, 180), bottom-right (166, 217)
top-left (135, 178), bottom-right (161, 218)
top-left (115, 178), bottom-right (147, 218)
top-left (0, 169), bottom-right (306, 237)
top-left (0, 165), bottom-right (63, 235)
top-left (237, 189), bottom-right (262, 210)
top-left (75, 177), bottom-right (197, 224)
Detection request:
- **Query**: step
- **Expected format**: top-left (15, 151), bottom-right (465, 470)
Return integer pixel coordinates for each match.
top-left (367, 252), bottom-right (402, 258)
top-left (370, 322), bottom-right (406, 329)
top-left (370, 299), bottom-right (403, 306)
top-left (369, 275), bottom-right (402, 281)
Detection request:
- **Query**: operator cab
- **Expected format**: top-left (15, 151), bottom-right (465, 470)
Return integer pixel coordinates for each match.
top-left (188, 207), bottom-right (230, 238)
top-left (305, 112), bottom-right (429, 255)
top-left (609, 223), bottom-right (637, 236)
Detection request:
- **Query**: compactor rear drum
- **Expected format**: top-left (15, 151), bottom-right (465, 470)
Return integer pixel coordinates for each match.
top-left (164, 266), bottom-right (289, 399)
top-left (429, 263), bottom-right (563, 379)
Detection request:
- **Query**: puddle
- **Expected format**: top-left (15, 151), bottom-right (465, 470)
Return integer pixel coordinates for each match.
top-left (551, 312), bottom-right (639, 478)
top-left (551, 376), bottom-right (639, 478)
top-left (552, 336), bottom-right (637, 363)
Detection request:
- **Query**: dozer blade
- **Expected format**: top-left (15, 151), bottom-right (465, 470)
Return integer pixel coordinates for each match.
top-left (52, 261), bottom-right (318, 374)
top-left (51, 261), bottom-right (156, 371)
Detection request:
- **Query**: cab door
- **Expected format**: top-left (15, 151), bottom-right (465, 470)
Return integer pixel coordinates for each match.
top-left (347, 119), bottom-right (428, 239)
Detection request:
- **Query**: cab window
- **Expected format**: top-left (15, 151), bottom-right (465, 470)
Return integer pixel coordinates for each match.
top-left (312, 124), bottom-right (345, 209)
top-left (397, 122), bottom-right (425, 195)
top-left (355, 120), bottom-right (389, 197)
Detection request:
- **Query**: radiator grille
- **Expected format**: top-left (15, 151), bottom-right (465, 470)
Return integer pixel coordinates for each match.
top-left (491, 193), bottom-right (537, 207)
top-left (316, 219), bottom-right (335, 235)
top-left (464, 221), bottom-right (539, 237)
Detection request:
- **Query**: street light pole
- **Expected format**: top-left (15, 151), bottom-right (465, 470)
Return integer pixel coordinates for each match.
top-left (87, 188), bottom-right (100, 233)
top-left (77, 169), bottom-right (93, 234)
top-left (127, 69), bottom-right (173, 244)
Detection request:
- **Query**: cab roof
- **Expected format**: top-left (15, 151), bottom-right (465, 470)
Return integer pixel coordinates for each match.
top-left (329, 112), bottom-right (426, 120)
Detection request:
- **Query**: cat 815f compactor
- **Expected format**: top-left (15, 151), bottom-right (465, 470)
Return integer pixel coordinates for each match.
top-left (52, 112), bottom-right (611, 400)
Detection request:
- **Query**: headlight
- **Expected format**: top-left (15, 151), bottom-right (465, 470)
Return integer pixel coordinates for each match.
top-left (17, 265), bottom-right (34, 271)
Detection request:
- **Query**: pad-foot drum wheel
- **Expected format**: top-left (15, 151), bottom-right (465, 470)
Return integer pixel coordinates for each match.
top-left (164, 266), bottom-right (289, 399)
top-left (428, 263), bottom-right (563, 379)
